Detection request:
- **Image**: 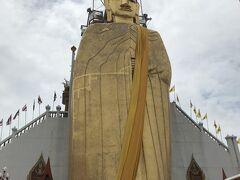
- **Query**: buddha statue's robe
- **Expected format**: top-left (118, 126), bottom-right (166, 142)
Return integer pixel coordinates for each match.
top-left (70, 23), bottom-right (171, 180)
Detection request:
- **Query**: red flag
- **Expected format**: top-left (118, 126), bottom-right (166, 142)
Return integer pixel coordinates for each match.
top-left (22, 104), bottom-right (27, 111)
top-left (0, 119), bottom-right (3, 126)
top-left (38, 96), bottom-right (42, 104)
top-left (13, 109), bottom-right (20, 120)
top-left (33, 100), bottom-right (35, 111)
top-left (6, 115), bottom-right (12, 125)
top-left (54, 92), bottom-right (57, 102)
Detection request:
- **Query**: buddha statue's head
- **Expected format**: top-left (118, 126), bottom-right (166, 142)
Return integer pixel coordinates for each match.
top-left (104, 0), bottom-right (140, 24)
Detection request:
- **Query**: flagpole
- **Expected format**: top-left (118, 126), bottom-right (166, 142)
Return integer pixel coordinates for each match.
top-left (206, 119), bottom-right (209, 131)
top-left (195, 112), bottom-right (198, 123)
top-left (52, 100), bottom-right (54, 111)
top-left (18, 115), bottom-right (20, 130)
top-left (32, 100), bottom-right (35, 120)
top-left (0, 126), bottom-right (3, 141)
top-left (190, 108), bottom-right (192, 118)
top-left (25, 111), bottom-right (27, 125)
top-left (220, 130), bottom-right (223, 142)
top-left (174, 91), bottom-right (176, 102)
top-left (178, 100), bottom-right (181, 108)
top-left (9, 123), bottom-right (12, 136)
top-left (39, 104), bottom-right (41, 116)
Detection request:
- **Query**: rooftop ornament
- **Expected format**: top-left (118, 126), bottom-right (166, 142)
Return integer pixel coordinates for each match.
top-left (81, 8), bottom-right (104, 36)
top-left (0, 166), bottom-right (10, 180)
top-left (139, 14), bottom-right (152, 27)
top-left (87, 8), bottom-right (104, 25)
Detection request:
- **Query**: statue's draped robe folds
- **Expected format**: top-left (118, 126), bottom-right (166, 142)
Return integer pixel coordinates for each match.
top-left (70, 23), bottom-right (171, 180)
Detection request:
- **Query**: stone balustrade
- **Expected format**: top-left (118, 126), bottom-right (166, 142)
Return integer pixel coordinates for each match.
top-left (0, 105), bottom-right (68, 150)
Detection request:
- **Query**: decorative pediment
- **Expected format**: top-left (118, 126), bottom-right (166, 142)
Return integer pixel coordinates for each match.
top-left (222, 168), bottom-right (227, 179)
top-left (28, 154), bottom-right (46, 180)
top-left (28, 154), bottom-right (53, 180)
top-left (187, 155), bottom-right (205, 180)
top-left (41, 158), bottom-right (53, 180)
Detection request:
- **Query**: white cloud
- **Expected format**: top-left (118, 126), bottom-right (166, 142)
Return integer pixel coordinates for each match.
top-left (0, 0), bottom-right (239, 145)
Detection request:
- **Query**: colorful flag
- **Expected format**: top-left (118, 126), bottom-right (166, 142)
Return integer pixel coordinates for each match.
top-left (202, 113), bottom-right (208, 120)
top-left (38, 96), bottom-right (42, 104)
top-left (6, 115), bottom-right (12, 125)
top-left (216, 124), bottom-right (221, 134)
top-left (22, 104), bottom-right (27, 111)
top-left (237, 137), bottom-right (240, 144)
top-left (214, 120), bottom-right (217, 129)
top-left (32, 100), bottom-right (35, 111)
top-left (54, 92), bottom-right (57, 102)
top-left (197, 109), bottom-right (201, 119)
top-left (169, 85), bottom-right (175, 93)
top-left (13, 109), bottom-right (20, 120)
top-left (0, 119), bottom-right (3, 126)
top-left (190, 100), bottom-right (193, 108)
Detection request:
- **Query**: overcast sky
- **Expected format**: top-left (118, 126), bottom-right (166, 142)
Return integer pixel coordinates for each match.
top-left (0, 0), bottom-right (239, 145)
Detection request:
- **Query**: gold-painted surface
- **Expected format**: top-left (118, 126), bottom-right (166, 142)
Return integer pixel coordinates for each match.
top-left (116, 26), bottom-right (149, 180)
top-left (70, 23), bottom-right (171, 180)
top-left (104, 0), bottom-right (140, 24)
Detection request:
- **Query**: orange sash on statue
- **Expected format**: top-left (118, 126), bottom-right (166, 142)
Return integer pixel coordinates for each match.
top-left (116, 26), bottom-right (149, 180)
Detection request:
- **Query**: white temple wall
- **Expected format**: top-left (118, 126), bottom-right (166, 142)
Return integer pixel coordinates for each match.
top-left (171, 103), bottom-right (240, 180)
top-left (0, 115), bottom-right (69, 180)
top-left (0, 103), bottom-right (239, 180)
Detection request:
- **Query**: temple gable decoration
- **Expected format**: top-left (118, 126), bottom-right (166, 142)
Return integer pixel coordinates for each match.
top-left (187, 156), bottom-right (205, 180)
top-left (27, 154), bottom-right (53, 180)
top-left (41, 158), bottom-right (53, 180)
top-left (28, 154), bottom-right (46, 180)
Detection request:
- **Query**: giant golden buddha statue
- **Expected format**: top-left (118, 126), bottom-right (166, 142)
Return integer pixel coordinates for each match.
top-left (69, 0), bottom-right (172, 179)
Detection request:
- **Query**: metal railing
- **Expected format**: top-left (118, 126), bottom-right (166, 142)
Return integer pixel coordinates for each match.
top-left (173, 102), bottom-right (229, 151)
top-left (0, 110), bottom-right (68, 149)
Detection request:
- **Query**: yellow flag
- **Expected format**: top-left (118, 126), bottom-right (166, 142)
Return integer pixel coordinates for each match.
top-left (202, 113), bottom-right (208, 120)
top-left (237, 138), bottom-right (240, 144)
top-left (214, 120), bottom-right (217, 129)
top-left (193, 106), bottom-right (197, 114)
top-left (216, 124), bottom-right (221, 134)
top-left (197, 109), bottom-right (201, 119)
top-left (190, 100), bottom-right (193, 108)
top-left (169, 85), bottom-right (175, 93)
